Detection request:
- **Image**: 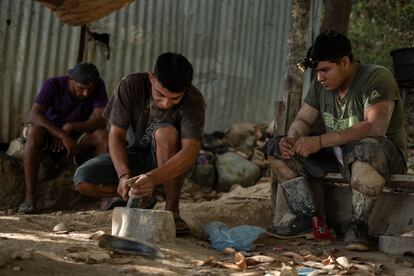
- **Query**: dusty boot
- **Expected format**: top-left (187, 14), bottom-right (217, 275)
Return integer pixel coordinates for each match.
top-left (344, 161), bottom-right (384, 251)
top-left (268, 176), bottom-right (316, 236)
top-left (344, 189), bottom-right (376, 251)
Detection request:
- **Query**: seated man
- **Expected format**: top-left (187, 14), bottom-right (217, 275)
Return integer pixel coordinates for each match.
top-left (266, 30), bottom-right (406, 251)
top-left (73, 53), bottom-right (205, 235)
top-left (19, 63), bottom-right (109, 213)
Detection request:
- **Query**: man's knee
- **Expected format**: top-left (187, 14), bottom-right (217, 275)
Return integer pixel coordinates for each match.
top-left (269, 157), bottom-right (298, 182)
top-left (26, 125), bottom-right (47, 147)
top-left (154, 127), bottom-right (179, 147)
top-left (351, 161), bottom-right (385, 197)
top-left (91, 129), bottom-right (108, 141)
top-left (75, 182), bottom-right (100, 197)
top-left (75, 182), bottom-right (87, 193)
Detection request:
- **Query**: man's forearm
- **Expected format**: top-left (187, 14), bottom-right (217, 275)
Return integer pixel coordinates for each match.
top-left (30, 112), bottom-right (67, 139)
top-left (320, 121), bottom-right (375, 148)
top-left (69, 117), bottom-right (107, 133)
top-left (109, 135), bottom-right (130, 179)
top-left (287, 119), bottom-right (312, 139)
top-left (147, 146), bottom-right (199, 185)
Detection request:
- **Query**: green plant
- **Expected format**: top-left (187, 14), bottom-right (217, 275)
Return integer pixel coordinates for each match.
top-left (348, 0), bottom-right (414, 70)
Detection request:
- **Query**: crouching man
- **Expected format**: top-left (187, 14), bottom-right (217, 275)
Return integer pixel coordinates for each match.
top-left (73, 53), bottom-right (205, 235)
top-left (266, 30), bottom-right (406, 251)
top-left (19, 63), bottom-right (109, 213)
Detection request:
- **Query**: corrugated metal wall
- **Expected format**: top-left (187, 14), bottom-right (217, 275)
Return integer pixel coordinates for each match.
top-left (0, 0), bottom-right (321, 143)
top-left (0, 0), bottom-right (81, 143)
top-left (87, 0), bottom-right (321, 132)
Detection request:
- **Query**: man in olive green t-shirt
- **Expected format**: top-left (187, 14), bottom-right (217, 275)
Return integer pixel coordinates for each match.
top-left (266, 30), bottom-right (406, 251)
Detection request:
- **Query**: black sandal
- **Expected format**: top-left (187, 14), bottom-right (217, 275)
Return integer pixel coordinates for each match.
top-left (17, 199), bottom-right (36, 214)
top-left (174, 217), bottom-right (190, 236)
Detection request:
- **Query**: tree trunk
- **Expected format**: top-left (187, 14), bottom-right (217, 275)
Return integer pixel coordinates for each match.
top-left (275, 0), bottom-right (311, 136)
top-left (320, 0), bottom-right (353, 34)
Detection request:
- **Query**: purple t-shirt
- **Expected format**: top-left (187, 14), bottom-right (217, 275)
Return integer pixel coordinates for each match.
top-left (34, 75), bottom-right (108, 128)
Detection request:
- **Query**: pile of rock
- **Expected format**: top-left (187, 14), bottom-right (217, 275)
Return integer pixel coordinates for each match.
top-left (182, 122), bottom-right (273, 201)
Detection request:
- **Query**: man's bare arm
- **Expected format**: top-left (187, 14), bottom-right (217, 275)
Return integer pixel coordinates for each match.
top-left (63, 107), bottom-right (107, 133)
top-left (30, 103), bottom-right (68, 139)
top-left (320, 100), bottom-right (394, 148)
top-left (287, 103), bottom-right (321, 139)
top-left (108, 125), bottom-right (130, 178)
top-left (148, 138), bottom-right (201, 185)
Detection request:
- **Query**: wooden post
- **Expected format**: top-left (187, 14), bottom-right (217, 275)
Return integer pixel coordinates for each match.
top-left (275, 0), bottom-right (311, 136)
top-left (320, 0), bottom-right (353, 34)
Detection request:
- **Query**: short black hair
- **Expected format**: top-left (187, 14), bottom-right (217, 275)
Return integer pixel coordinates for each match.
top-left (154, 52), bottom-right (193, 92)
top-left (307, 30), bottom-right (353, 65)
top-left (68, 63), bottom-right (100, 85)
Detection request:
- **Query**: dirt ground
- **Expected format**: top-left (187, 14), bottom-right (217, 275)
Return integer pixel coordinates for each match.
top-left (0, 182), bottom-right (413, 276)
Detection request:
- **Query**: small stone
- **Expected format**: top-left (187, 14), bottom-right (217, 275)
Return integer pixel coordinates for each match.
top-left (55, 211), bottom-right (63, 216)
top-left (223, 247), bottom-right (236, 254)
top-left (88, 230), bottom-right (106, 240)
top-left (53, 222), bottom-right (70, 232)
top-left (13, 266), bottom-right (22, 271)
top-left (336, 256), bottom-right (350, 268)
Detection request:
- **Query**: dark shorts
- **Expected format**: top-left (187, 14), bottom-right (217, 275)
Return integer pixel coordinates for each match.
top-left (73, 150), bottom-right (157, 186)
top-left (266, 136), bottom-right (407, 182)
top-left (24, 122), bottom-right (88, 165)
top-left (73, 121), bottom-right (178, 186)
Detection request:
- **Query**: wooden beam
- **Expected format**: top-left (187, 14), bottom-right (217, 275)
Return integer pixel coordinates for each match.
top-left (322, 173), bottom-right (414, 189)
top-left (275, 0), bottom-right (311, 136)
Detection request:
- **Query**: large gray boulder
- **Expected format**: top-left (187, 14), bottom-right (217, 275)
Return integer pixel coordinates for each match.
top-left (216, 152), bottom-right (261, 192)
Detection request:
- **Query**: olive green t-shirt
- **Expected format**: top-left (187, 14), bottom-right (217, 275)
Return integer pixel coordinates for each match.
top-left (304, 63), bottom-right (406, 153)
top-left (103, 73), bottom-right (205, 150)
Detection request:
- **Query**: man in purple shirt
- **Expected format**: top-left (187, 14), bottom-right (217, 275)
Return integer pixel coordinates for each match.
top-left (18, 63), bottom-right (109, 213)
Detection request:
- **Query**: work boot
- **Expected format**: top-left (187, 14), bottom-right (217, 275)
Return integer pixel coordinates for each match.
top-left (268, 177), bottom-right (316, 236)
top-left (344, 220), bottom-right (369, 251)
top-left (344, 189), bottom-right (376, 251)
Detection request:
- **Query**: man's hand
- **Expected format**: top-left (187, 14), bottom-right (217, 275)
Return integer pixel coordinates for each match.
top-left (293, 136), bottom-right (321, 157)
top-left (117, 176), bottom-right (134, 201)
top-left (279, 137), bottom-right (296, 159)
top-left (50, 138), bottom-right (64, 152)
top-left (62, 123), bottom-right (73, 134)
top-left (60, 135), bottom-right (78, 158)
top-left (128, 174), bottom-right (157, 198)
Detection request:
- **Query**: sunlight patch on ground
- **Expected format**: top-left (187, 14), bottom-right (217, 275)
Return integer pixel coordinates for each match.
top-left (0, 216), bottom-right (21, 221)
top-left (0, 231), bottom-right (94, 244)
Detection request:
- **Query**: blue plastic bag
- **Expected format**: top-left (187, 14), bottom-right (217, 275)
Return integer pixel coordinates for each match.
top-left (203, 221), bottom-right (266, 251)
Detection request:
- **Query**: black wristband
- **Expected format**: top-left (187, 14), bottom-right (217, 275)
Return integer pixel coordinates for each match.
top-left (118, 172), bottom-right (131, 180)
